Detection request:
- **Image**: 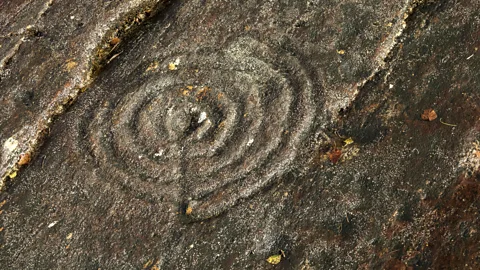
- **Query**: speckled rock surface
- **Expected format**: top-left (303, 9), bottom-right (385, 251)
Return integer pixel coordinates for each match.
top-left (1, 0), bottom-right (479, 269)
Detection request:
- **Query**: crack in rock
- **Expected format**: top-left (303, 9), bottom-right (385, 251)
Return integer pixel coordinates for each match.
top-left (340, 0), bottom-right (442, 114)
top-left (0, 0), bottom-right (169, 189)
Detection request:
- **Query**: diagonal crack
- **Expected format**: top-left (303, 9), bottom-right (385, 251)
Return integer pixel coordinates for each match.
top-left (341, 0), bottom-right (444, 115)
top-left (0, 0), bottom-right (171, 189)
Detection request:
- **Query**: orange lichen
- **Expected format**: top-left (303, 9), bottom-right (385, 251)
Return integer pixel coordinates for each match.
top-left (109, 37), bottom-right (121, 46)
top-left (196, 86), bottom-right (211, 101)
top-left (18, 153), bottom-right (31, 166)
top-left (421, 108), bottom-right (437, 121)
top-left (328, 149), bottom-right (342, 164)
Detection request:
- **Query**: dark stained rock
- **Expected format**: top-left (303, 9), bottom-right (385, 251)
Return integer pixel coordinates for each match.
top-left (1, 0), bottom-right (479, 268)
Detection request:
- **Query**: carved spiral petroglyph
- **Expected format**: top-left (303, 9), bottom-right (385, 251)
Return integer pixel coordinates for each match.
top-left (77, 37), bottom-right (315, 220)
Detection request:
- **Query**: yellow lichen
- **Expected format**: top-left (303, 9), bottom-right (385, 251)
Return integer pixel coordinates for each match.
top-left (344, 137), bottom-right (354, 145)
top-left (267, 254), bottom-right (282, 265)
top-left (146, 61), bottom-right (159, 72)
top-left (8, 171), bottom-right (17, 179)
top-left (65, 59), bottom-right (78, 72)
top-left (168, 58), bottom-right (180, 71)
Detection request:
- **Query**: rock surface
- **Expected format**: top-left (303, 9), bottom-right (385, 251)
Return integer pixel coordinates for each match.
top-left (0, 0), bottom-right (479, 269)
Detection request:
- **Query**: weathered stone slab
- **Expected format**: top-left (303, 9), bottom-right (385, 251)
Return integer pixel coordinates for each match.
top-left (0, 0), bottom-right (479, 269)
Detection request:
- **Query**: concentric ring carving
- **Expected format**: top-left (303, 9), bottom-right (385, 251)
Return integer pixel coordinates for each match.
top-left (77, 37), bottom-right (315, 220)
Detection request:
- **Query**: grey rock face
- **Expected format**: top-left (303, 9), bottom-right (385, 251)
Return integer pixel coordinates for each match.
top-left (1, 0), bottom-right (479, 269)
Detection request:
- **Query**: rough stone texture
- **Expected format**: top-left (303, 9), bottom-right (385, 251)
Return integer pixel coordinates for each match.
top-left (0, 0), bottom-right (479, 269)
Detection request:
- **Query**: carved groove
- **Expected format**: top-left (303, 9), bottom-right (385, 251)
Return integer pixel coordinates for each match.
top-left (77, 37), bottom-right (315, 220)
